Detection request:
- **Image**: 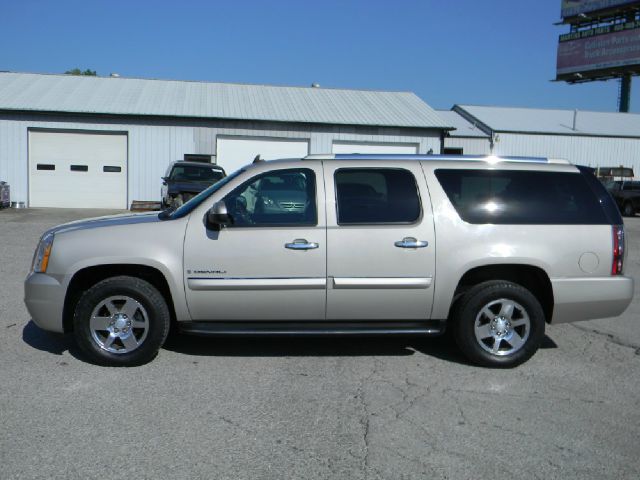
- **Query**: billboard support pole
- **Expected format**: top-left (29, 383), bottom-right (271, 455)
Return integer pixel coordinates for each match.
top-left (619, 73), bottom-right (632, 113)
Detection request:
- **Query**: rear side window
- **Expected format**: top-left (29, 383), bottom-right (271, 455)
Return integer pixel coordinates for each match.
top-left (435, 169), bottom-right (609, 225)
top-left (335, 168), bottom-right (421, 224)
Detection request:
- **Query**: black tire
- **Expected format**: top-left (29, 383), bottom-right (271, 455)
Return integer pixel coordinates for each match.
top-left (452, 280), bottom-right (545, 368)
top-left (73, 276), bottom-right (170, 366)
top-left (623, 201), bottom-right (634, 217)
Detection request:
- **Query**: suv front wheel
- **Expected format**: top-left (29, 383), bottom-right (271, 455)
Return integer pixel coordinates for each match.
top-left (453, 280), bottom-right (545, 368)
top-left (73, 276), bottom-right (170, 366)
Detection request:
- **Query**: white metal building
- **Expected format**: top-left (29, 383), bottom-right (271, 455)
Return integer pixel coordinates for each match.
top-left (451, 105), bottom-right (640, 172)
top-left (0, 72), bottom-right (450, 208)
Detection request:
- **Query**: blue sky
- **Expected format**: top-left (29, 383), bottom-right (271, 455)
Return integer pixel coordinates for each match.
top-left (1, 0), bottom-right (636, 113)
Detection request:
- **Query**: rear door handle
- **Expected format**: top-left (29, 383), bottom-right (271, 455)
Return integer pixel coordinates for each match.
top-left (394, 237), bottom-right (428, 248)
top-left (285, 239), bottom-right (319, 250)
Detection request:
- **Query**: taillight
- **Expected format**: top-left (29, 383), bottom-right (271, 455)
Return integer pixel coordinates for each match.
top-left (612, 225), bottom-right (625, 275)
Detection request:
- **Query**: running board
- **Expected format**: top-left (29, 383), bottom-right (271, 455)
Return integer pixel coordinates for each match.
top-left (178, 321), bottom-right (445, 337)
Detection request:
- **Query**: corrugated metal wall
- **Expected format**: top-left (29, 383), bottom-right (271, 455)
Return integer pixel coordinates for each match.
top-left (443, 137), bottom-right (491, 155)
top-left (493, 133), bottom-right (640, 171)
top-left (0, 114), bottom-right (442, 205)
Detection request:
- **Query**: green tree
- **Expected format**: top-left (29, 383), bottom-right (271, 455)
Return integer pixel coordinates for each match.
top-left (64, 68), bottom-right (97, 76)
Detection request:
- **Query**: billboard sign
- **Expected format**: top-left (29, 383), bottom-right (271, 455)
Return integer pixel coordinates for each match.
top-left (561, 0), bottom-right (638, 18)
top-left (557, 25), bottom-right (640, 78)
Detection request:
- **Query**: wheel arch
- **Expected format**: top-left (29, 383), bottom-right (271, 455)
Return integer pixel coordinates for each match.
top-left (63, 264), bottom-right (177, 333)
top-left (451, 264), bottom-right (554, 323)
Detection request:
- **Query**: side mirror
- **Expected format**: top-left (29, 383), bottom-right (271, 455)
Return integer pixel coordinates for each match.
top-left (161, 176), bottom-right (168, 185)
top-left (207, 200), bottom-right (232, 230)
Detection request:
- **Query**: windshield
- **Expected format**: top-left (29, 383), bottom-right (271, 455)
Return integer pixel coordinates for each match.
top-left (169, 164), bottom-right (224, 182)
top-left (159, 168), bottom-right (245, 220)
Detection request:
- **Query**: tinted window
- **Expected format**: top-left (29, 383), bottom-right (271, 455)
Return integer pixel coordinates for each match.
top-left (170, 165), bottom-right (224, 182)
top-left (577, 166), bottom-right (621, 225)
top-left (223, 168), bottom-right (317, 227)
top-left (623, 182), bottom-right (640, 191)
top-left (335, 168), bottom-right (421, 224)
top-left (435, 169), bottom-right (609, 225)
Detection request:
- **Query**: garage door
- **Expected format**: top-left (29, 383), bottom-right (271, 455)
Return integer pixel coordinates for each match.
top-left (216, 137), bottom-right (309, 175)
top-left (29, 130), bottom-right (127, 209)
top-left (332, 142), bottom-right (418, 154)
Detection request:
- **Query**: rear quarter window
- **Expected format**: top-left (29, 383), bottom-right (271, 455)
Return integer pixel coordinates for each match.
top-left (435, 169), bottom-right (609, 225)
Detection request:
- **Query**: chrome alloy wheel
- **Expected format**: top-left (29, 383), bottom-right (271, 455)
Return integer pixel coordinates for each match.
top-left (89, 296), bottom-right (149, 354)
top-left (474, 298), bottom-right (530, 356)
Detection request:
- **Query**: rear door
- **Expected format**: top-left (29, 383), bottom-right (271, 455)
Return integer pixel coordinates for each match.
top-left (324, 161), bottom-right (436, 320)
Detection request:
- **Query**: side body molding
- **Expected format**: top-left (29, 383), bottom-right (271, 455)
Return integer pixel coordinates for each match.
top-left (332, 277), bottom-right (432, 289)
top-left (187, 277), bottom-right (327, 291)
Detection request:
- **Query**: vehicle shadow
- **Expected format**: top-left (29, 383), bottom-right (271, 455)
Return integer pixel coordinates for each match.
top-left (23, 320), bottom-right (558, 367)
top-left (163, 333), bottom-right (557, 364)
top-left (22, 320), bottom-right (79, 358)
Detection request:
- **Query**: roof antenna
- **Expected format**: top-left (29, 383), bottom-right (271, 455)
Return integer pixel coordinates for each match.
top-left (253, 154), bottom-right (263, 163)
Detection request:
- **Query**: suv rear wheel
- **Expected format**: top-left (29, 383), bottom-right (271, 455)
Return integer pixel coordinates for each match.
top-left (453, 280), bottom-right (545, 368)
top-left (73, 276), bottom-right (170, 366)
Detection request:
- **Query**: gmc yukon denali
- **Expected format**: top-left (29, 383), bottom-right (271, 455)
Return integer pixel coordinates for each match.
top-left (25, 154), bottom-right (634, 367)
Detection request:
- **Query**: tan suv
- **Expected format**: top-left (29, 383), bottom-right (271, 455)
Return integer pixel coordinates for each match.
top-left (25, 154), bottom-right (634, 367)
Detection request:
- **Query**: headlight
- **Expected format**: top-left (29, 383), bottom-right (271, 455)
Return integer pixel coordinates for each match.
top-left (32, 232), bottom-right (55, 273)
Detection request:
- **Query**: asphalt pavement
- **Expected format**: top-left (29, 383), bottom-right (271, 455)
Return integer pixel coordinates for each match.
top-left (0, 207), bottom-right (638, 480)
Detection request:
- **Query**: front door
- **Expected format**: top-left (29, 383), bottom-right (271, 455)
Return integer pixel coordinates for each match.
top-left (183, 166), bottom-right (326, 320)
top-left (324, 162), bottom-right (436, 320)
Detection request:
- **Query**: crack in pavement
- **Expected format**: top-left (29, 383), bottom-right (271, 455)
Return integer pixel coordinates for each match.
top-left (355, 357), bottom-right (384, 479)
top-left (570, 324), bottom-right (640, 355)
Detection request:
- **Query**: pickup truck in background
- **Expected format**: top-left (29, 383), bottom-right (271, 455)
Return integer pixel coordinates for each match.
top-left (161, 161), bottom-right (226, 209)
top-left (604, 180), bottom-right (640, 217)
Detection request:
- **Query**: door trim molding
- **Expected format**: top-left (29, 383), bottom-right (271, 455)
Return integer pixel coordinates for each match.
top-left (332, 277), bottom-right (432, 289)
top-left (187, 277), bottom-right (327, 291)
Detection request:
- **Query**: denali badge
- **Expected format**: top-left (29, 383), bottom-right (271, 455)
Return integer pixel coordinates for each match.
top-left (189, 269), bottom-right (227, 275)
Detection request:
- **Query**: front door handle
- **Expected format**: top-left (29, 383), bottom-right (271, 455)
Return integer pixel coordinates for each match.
top-left (394, 237), bottom-right (428, 249)
top-left (285, 239), bottom-right (319, 250)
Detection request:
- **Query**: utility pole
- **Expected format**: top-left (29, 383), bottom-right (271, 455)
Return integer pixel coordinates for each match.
top-left (619, 73), bottom-right (632, 113)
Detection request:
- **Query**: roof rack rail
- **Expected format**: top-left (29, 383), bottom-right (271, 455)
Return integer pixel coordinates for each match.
top-left (302, 153), bottom-right (569, 164)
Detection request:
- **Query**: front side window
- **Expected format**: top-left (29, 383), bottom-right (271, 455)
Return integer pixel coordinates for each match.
top-left (223, 168), bottom-right (317, 227)
top-left (335, 168), bottom-right (421, 224)
top-left (435, 169), bottom-right (609, 224)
